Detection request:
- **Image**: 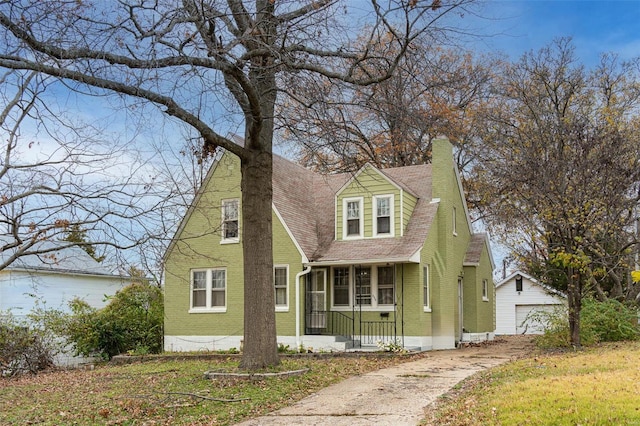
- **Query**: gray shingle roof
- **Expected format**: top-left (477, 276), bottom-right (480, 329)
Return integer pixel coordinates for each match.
top-left (272, 156), bottom-right (436, 264)
top-left (0, 238), bottom-right (118, 276)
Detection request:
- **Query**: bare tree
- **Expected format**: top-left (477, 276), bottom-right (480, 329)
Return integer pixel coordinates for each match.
top-left (278, 34), bottom-right (493, 173)
top-left (470, 38), bottom-right (640, 346)
top-left (0, 69), bottom-right (163, 271)
top-left (0, 0), bottom-right (479, 369)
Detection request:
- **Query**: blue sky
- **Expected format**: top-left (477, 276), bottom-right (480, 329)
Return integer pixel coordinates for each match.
top-left (474, 0), bottom-right (640, 66)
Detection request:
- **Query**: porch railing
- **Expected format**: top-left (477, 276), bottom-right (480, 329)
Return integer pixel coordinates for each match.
top-left (359, 320), bottom-right (396, 345)
top-left (305, 310), bottom-right (397, 348)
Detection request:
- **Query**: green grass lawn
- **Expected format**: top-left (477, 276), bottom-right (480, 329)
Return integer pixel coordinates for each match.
top-left (0, 354), bottom-right (417, 426)
top-left (426, 341), bottom-right (640, 425)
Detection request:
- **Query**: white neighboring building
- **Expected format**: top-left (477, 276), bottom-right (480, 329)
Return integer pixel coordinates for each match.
top-left (495, 271), bottom-right (566, 335)
top-left (0, 240), bottom-right (129, 365)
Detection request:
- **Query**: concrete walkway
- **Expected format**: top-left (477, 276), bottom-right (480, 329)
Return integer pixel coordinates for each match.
top-left (236, 336), bottom-right (535, 426)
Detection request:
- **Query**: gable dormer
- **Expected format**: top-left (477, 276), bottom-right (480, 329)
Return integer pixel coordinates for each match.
top-left (334, 164), bottom-right (418, 241)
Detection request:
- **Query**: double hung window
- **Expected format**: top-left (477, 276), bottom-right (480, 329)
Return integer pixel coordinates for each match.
top-left (374, 196), bottom-right (393, 236)
top-left (191, 268), bottom-right (226, 311)
top-left (274, 265), bottom-right (289, 310)
top-left (343, 197), bottom-right (363, 238)
top-left (221, 199), bottom-right (239, 242)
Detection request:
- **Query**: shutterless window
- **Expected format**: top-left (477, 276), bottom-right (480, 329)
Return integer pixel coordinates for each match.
top-left (355, 266), bottom-right (372, 306)
top-left (377, 265), bottom-right (394, 305)
top-left (222, 199), bottom-right (239, 240)
top-left (423, 265), bottom-right (430, 310)
top-left (333, 267), bottom-right (350, 306)
top-left (452, 206), bottom-right (457, 235)
top-left (346, 200), bottom-right (361, 236)
top-left (192, 271), bottom-right (207, 308)
top-left (191, 268), bottom-right (226, 311)
top-left (274, 266), bottom-right (288, 308)
top-left (376, 197), bottom-right (391, 235)
top-left (482, 279), bottom-right (489, 301)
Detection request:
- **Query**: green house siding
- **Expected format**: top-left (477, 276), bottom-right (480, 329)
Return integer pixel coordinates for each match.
top-left (273, 212), bottom-right (305, 335)
top-left (336, 166), bottom-right (408, 239)
top-left (462, 247), bottom-right (495, 333)
top-left (165, 138), bottom-right (496, 351)
top-left (165, 152), bottom-right (304, 339)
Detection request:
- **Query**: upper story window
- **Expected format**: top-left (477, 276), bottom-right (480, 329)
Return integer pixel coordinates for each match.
top-left (343, 197), bottom-right (363, 239)
top-left (373, 195), bottom-right (394, 237)
top-left (221, 199), bottom-right (239, 243)
top-left (190, 268), bottom-right (226, 312)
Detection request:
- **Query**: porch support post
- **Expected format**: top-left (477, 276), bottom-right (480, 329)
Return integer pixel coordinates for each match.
top-left (295, 265), bottom-right (312, 350)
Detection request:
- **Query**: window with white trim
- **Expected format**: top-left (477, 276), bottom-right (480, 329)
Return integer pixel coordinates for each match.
top-left (343, 197), bottom-right (363, 238)
top-left (452, 206), bottom-right (457, 236)
top-left (355, 266), bottom-right (372, 306)
top-left (331, 265), bottom-right (395, 309)
top-left (373, 195), bottom-right (394, 237)
top-left (482, 279), bottom-right (489, 301)
top-left (221, 199), bottom-right (239, 242)
top-left (274, 265), bottom-right (289, 310)
top-left (190, 268), bottom-right (226, 312)
top-left (423, 265), bottom-right (431, 311)
top-left (377, 265), bottom-right (395, 305)
top-left (333, 267), bottom-right (350, 306)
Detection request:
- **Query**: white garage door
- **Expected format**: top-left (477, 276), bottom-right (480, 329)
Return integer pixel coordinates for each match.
top-left (516, 304), bottom-right (561, 334)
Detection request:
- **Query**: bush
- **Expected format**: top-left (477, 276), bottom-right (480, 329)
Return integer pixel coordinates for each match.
top-left (0, 312), bottom-right (55, 376)
top-left (33, 282), bottom-right (164, 359)
top-left (581, 298), bottom-right (640, 342)
top-left (533, 298), bottom-right (640, 349)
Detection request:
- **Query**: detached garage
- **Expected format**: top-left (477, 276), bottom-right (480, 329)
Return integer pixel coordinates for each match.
top-left (496, 271), bottom-right (566, 335)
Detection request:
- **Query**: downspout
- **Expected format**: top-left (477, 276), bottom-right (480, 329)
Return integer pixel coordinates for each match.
top-left (296, 265), bottom-right (312, 350)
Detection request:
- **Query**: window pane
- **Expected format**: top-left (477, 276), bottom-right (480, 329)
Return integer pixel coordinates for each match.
top-left (275, 287), bottom-right (287, 305)
top-left (192, 289), bottom-right (206, 307)
top-left (193, 271), bottom-right (207, 290)
top-left (377, 198), bottom-right (390, 216)
top-left (211, 290), bottom-right (225, 307)
top-left (347, 218), bottom-right (359, 235)
top-left (347, 201), bottom-right (359, 219)
top-left (377, 216), bottom-right (390, 234)
top-left (211, 270), bottom-right (226, 288)
top-left (333, 267), bottom-right (349, 306)
top-left (224, 220), bottom-right (238, 239)
top-left (378, 288), bottom-right (394, 305)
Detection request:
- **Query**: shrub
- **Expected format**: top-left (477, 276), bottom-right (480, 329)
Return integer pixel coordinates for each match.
top-left (0, 312), bottom-right (54, 376)
top-left (533, 298), bottom-right (640, 349)
top-left (33, 282), bottom-right (164, 359)
top-left (581, 298), bottom-right (640, 342)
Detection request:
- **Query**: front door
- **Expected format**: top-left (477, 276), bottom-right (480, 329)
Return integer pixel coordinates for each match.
top-left (306, 269), bottom-right (326, 331)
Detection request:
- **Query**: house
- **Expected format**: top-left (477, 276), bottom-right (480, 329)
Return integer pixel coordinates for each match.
top-left (163, 137), bottom-right (495, 352)
top-left (0, 240), bottom-right (129, 365)
top-left (495, 271), bottom-right (566, 335)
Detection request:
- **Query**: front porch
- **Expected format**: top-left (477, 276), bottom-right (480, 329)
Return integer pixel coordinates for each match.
top-left (304, 309), bottom-right (399, 350)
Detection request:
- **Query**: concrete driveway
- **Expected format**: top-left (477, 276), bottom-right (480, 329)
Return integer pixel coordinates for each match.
top-left (235, 336), bottom-right (535, 426)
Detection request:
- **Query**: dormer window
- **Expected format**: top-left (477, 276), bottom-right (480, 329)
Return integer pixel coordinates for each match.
top-left (373, 195), bottom-right (394, 237)
top-left (343, 197), bottom-right (363, 238)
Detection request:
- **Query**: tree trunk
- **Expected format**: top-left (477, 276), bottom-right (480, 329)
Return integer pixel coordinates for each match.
top-left (239, 146), bottom-right (279, 369)
top-left (567, 269), bottom-right (582, 348)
